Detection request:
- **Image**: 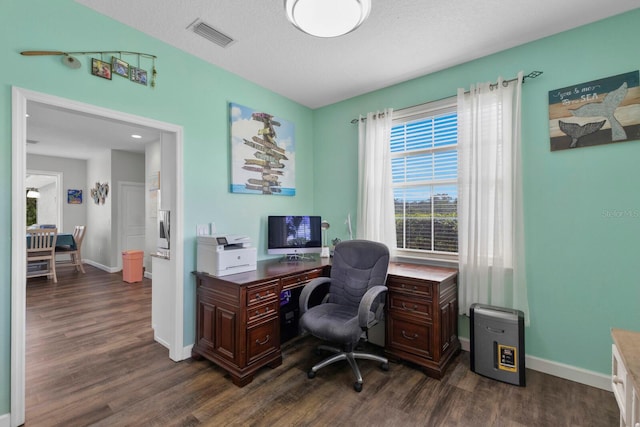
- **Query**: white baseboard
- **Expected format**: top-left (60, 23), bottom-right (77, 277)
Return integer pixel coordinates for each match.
top-left (181, 344), bottom-right (193, 361)
top-left (152, 338), bottom-right (191, 361)
top-left (0, 413), bottom-right (10, 427)
top-left (459, 338), bottom-right (611, 391)
top-left (144, 270), bottom-right (152, 279)
top-left (83, 259), bottom-right (121, 273)
top-left (154, 333), bottom-right (171, 350)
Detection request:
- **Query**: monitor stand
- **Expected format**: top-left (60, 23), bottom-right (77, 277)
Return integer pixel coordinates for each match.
top-left (280, 253), bottom-right (317, 262)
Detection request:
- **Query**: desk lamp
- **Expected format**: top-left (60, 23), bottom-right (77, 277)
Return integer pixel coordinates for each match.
top-left (321, 220), bottom-right (330, 258)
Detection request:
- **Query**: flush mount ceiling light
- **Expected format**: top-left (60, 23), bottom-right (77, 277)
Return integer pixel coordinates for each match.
top-left (284, 0), bottom-right (371, 38)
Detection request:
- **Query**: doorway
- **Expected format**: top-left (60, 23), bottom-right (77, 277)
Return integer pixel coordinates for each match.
top-left (118, 181), bottom-right (146, 270)
top-left (25, 171), bottom-right (63, 229)
top-left (11, 87), bottom-right (185, 426)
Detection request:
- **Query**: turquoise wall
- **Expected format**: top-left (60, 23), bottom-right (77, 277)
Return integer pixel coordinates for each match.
top-left (2, 0), bottom-right (640, 417)
top-left (0, 0), bottom-right (314, 415)
top-left (314, 10), bottom-right (640, 377)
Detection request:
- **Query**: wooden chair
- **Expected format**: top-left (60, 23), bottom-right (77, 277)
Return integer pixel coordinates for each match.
top-left (26, 227), bottom-right (58, 283)
top-left (56, 225), bottom-right (86, 273)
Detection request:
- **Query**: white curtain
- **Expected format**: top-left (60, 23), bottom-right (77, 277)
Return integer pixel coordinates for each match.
top-left (457, 71), bottom-right (529, 324)
top-left (357, 109), bottom-right (397, 255)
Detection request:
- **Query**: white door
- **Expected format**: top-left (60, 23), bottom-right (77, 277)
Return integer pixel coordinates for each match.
top-left (120, 182), bottom-right (145, 268)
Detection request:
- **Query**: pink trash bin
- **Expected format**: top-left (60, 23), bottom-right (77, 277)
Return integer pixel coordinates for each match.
top-left (122, 250), bottom-right (144, 283)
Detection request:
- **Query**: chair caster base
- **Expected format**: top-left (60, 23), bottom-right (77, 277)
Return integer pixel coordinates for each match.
top-left (381, 362), bottom-right (389, 371)
top-left (307, 370), bottom-right (316, 379)
top-left (353, 382), bottom-right (362, 392)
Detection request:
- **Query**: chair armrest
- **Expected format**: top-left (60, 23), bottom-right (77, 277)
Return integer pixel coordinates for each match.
top-left (299, 277), bottom-right (332, 315)
top-left (358, 285), bottom-right (388, 329)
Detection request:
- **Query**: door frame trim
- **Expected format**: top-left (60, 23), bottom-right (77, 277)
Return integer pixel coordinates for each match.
top-left (11, 86), bottom-right (185, 426)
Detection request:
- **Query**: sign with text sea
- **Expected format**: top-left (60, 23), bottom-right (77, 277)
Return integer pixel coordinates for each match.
top-left (548, 71), bottom-right (640, 151)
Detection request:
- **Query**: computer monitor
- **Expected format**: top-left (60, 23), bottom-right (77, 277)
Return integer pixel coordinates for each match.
top-left (267, 215), bottom-right (322, 259)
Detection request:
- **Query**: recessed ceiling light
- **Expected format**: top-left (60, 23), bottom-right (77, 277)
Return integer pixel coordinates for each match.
top-left (131, 134), bottom-right (142, 139)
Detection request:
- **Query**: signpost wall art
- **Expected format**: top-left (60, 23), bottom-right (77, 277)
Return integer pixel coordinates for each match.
top-left (229, 102), bottom-right (296, 196)
top-left (549, 71), bottom-right (640, 151)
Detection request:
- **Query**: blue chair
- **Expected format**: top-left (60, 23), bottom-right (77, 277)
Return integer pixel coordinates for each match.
top-left (298, 240), bottom-right (390, 392)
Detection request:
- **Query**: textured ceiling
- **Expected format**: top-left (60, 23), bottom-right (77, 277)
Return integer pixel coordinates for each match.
top-left (75, 0), bottom-right (640, 108)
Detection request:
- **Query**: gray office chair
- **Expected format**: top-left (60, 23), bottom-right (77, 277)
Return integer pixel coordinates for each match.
top-left (299, 239), bottom-right (390, 392)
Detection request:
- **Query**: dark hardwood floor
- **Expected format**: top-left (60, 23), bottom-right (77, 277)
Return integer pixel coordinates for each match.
top-left (25, 265), bottom-right (619, 426)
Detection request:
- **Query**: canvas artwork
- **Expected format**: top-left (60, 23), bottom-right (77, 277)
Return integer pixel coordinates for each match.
top-left (549, 71), bottom-right (640, 151)
top-left (67, 189), bottom-right (82, 204)
top-left (229, 102), bottom-right (295, 196)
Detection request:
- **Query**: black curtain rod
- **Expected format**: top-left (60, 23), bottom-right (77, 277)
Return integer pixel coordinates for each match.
top-left (350, 70), bottom-right (543, 124)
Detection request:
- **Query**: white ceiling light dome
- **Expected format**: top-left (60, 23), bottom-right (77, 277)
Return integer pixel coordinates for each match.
top-left (284, 0), bottom-right (371, 38)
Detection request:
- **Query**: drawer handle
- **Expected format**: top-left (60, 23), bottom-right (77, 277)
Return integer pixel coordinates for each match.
top-left (401, 331), bottom-right (418, 340)
top-left (401, 302), bottom-right (418, 311)
top-left (254, 308), bottom-right (269, 317)
top-left (255, 291), bottom-right (272, 300)
top-left (256, 334), bottom-right (270, 345)
top-left (400, 284), bottom-right (417, 291)
top-left (612, 375), bottom-right (624, 385)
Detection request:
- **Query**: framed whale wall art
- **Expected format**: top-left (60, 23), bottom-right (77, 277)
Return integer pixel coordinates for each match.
top-left (548, 71), bottom-right (640, 151)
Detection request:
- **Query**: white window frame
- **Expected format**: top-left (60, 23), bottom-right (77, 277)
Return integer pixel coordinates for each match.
top-left (391, 97), bottom-right (458, 264)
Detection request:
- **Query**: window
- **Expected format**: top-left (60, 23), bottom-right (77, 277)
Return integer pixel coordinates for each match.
top-left (390, 98), bottom-right (458, 259)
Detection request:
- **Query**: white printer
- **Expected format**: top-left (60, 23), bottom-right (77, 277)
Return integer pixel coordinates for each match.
top-left (197, 234), bottom-right (257, 277)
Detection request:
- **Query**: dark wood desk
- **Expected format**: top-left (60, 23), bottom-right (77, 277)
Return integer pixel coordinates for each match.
top-left (385, 263), bottom-right (460, 379)
top-left (192, 259), bottom-right (459, 386)
top-left (192, 259), bottom-right (331, 387)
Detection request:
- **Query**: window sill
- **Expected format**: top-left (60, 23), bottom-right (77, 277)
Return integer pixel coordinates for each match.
top-left (393, 250), bottom-right (458, 269)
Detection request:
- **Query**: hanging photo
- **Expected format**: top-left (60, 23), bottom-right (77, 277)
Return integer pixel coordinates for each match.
top-left (548, 71), bottom-right (640, 151)
top-left (67, 189), bottom-right (82, 204)
top-left (111, 56), bottom-right (130, 78)
top-left (91, 58), bottom-right (112, 80)
top-left (130, 66), bottom-right (148, 85)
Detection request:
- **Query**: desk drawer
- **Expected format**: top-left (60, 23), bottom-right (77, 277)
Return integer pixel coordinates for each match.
top-left (247, 300), bottom-right (278, 325)
top-left (246, 280), bottom-right (279, 306)
top-left (387, 277), bottom-right (433, 299)
top-left (612, 343), bottom-right (630, 424)
top-left (281, 268), bottom-right (325, 290)
top-left (389, 293), bottom-right (431, 319)
top-left (247, 317), bottom-right (279, 364)
top-left (387, 314), bottom-right (433, 360)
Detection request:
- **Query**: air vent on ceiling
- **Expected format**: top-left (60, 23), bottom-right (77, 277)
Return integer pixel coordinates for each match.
top-left (189, 19), bottom-right (234, 48)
